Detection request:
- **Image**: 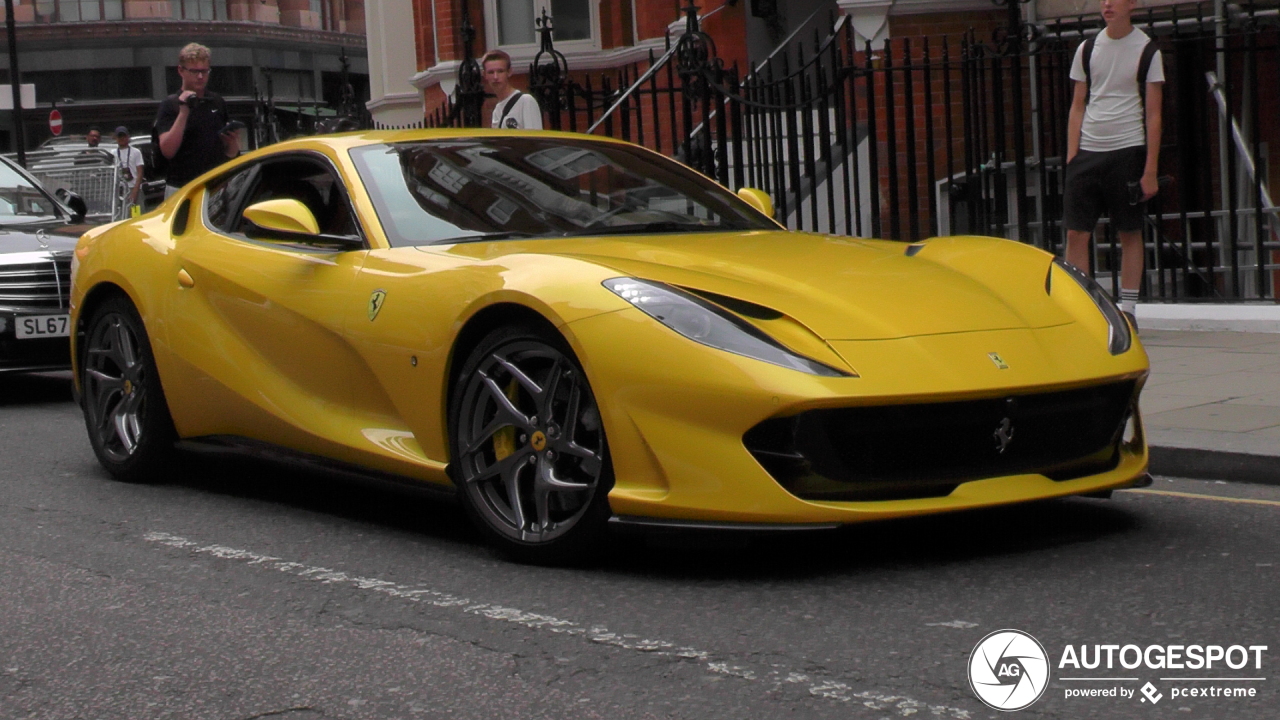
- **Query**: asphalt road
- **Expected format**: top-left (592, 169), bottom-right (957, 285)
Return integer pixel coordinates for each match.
top-left (0, 372), bottom-right (1275, 720)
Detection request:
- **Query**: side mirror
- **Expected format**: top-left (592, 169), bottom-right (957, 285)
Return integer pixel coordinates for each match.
top-left (241, 197), bottom-right (363, 251)
top-left (55, 188), bottom-right (87, 224)
top-left (243, 198), bottom-right (320, 235)
top-left (737, 187), bottom-right (774, 219)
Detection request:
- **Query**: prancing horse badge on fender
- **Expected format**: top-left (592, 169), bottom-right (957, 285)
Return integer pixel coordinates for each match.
top-left (368, 290), bottom-right (387, 321)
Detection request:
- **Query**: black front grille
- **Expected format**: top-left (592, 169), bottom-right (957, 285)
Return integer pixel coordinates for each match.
top-left (0, 252), bottom-right (72, 311)
top-left (744, 380), bottom-right (1137, 501)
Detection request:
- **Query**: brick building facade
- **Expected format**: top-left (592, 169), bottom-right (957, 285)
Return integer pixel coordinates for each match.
top-left (364, 0), bottom-right (1054, 127)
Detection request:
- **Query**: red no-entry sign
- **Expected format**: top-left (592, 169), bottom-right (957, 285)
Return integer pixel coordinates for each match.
top-left (49, 109), bottom-right (62, 136)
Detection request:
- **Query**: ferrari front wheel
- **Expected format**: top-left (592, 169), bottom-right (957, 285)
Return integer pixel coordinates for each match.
top-left (80, 295), bottom-right (178, 483)
top-left (451, 325), bottom-right (613, 564)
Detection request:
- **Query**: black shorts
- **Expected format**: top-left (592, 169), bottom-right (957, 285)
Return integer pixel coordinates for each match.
top-left (1063, 146), bottom-right (1148, 234)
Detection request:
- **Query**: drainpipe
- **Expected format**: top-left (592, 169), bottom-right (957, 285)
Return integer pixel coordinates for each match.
top-left (1215, 0), bottom-right (1230, 228)
top-left (1027, 0), bottom-right (1043, 247)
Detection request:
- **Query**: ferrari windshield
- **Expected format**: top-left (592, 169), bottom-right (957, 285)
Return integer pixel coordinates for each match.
top-left (350, 137), bottom-right (776, 247)
top-left (0, 161), bottom-right (60, 222)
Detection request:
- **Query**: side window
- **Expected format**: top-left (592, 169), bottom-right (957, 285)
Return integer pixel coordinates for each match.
top-left (204, 164), bottom-right (259, 233)
top-left (238, 158), bottom-right (361, 240)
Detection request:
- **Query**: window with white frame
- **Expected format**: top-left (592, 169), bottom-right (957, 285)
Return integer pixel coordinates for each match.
top-left (488, 0), bottom-right (596, 50)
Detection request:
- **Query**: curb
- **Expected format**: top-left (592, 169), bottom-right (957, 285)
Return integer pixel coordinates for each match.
top-left (1137, 304), bottom-right (1280, 333)
top-left (1149, 445), bottom-right (1280, 486)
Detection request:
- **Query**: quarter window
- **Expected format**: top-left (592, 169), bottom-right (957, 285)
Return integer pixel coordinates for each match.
top-left (204, 165), bottom-right (258, 233)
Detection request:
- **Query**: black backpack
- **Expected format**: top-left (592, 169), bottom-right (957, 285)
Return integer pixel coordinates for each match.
top-left (148, 123), bottom-right (168, 177)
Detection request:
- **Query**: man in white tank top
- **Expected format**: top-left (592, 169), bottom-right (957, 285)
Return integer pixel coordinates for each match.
top-left (1063, 0), bottom-right (1164, 323)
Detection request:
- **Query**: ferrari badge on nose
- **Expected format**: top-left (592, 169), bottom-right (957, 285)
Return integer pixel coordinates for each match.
top-left (368, 290), bottom-right (387, 321)
top-left (993, 417), bottom-right (1015, 454)
top-left (988, 352), bottom-right (1009, 370)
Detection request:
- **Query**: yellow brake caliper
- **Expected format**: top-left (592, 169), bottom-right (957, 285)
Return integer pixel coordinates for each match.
top-left (492, 378), bottom-right (519, 461)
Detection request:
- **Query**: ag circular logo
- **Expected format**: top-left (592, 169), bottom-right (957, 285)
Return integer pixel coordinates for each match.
top-left (968, 629), bottom-right (1051, 711)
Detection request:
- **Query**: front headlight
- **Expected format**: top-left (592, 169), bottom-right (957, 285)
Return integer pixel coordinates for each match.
top-left (1053, 258), bottom-right (1132, 355)
top-left (603, 278), bottom-right (850, 376)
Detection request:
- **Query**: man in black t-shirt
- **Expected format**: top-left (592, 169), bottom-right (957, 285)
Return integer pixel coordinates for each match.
top-left (154, 42), bottom-right (240, 197)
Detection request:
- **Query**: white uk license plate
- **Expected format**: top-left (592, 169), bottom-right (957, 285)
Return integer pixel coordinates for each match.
top-left (15, 314), bottom-right (70, 339)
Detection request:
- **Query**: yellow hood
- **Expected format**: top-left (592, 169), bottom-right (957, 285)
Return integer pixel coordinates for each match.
top-left (520, 231), bottom-right (1074, 341)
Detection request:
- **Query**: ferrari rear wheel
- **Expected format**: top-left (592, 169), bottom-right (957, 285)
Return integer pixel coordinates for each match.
top-left (81, 295), bottom-right (178, 483)
top-left (451, 325), bottom-right (613, 564)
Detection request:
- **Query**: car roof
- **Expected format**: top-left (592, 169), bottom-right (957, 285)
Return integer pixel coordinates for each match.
top-left (230, 128), bottom-right (634, 161)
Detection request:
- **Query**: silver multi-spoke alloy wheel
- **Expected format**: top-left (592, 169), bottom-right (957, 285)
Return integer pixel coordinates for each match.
top-left (84, 311), bottom-right (148, 462)
top-left (453, 327), bottom-right (612, 561)
top-left (81, 296), bottom-right (176, 483)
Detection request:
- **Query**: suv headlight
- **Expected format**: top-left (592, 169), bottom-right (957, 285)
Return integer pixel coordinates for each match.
top-left (604, 278), bottom-right (850, 376)
top-left (1054, 258), bottom-right (1132, 355)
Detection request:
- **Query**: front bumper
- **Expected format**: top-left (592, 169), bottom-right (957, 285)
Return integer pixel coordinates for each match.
top-left (0, 311), bottom-right (71, 373)
top-left (0, 249), bottom-right (74, 373)
top-left (744, 379), bottom-right (1139, 502)
top-left (565, 310), bottom-right (1150, 526)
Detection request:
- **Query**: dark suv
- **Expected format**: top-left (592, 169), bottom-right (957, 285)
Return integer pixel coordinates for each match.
top-left (0, 155), bottom-right (87, 373)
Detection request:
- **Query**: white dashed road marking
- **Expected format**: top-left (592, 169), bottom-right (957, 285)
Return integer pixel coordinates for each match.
top-left (144, 531), bottom-right (973, 718)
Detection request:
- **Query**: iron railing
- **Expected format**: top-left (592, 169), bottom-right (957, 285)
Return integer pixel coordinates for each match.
top-left (419, 1), bottom-right (1280, 302)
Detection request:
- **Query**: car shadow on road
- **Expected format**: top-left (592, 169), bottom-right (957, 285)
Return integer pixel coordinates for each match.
top-left (165, 449), bottom-right (482, 549)
top-left (602, 498), bottom-right (1142, 580)
top-left (0, 372), bottom-right (75, 406)
top-left (154, 447), bottom-right (1142, 576)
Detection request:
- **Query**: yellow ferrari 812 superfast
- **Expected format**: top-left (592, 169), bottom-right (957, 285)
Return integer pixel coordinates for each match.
top-left (70, 130), bottom-right (1149, 563)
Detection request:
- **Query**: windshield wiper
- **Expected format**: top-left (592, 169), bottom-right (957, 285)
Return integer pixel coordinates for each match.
top-left (560, 221), bottom-right (722, 238)
top-left (429, 230), bottom-right (541, 245)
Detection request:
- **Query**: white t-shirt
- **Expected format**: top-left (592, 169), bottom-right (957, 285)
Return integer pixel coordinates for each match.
top-left (490, 91), bottom-right (543, 130)
top-left (1070, 27), bottom-right (1164, 152)
top-left (115, 146), bottom-right (145, 185)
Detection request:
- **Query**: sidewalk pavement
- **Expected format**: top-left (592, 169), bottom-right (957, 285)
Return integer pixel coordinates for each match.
top-left (1137, 304), bottom-right (1280, 486)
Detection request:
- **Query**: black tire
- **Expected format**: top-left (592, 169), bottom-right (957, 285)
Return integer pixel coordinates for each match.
top-left (449, 324), bottom-right (613, 564)
top-left (80, 295), bottom-right (178, 483)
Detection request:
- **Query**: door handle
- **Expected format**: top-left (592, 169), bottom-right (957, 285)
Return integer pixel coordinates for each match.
top-left (177, 268), bottom-right (195, 288)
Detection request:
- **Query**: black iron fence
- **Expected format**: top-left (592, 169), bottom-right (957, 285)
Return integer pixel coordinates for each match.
top-left (418, 2), bottom-right (1280, 302)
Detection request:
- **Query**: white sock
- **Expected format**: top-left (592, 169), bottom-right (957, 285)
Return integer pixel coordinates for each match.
top-left (1119, 289), bottom-right (1139, 316)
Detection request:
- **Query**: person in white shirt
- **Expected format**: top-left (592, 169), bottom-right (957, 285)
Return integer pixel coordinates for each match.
top-left (1064, 0), bottom-right (1164, 323)
top-left (113, 126), bottom-right (145, 219)
top-left (483, 50), bottom-right (543, 130)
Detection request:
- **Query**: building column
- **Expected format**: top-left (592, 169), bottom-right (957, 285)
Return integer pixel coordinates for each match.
top-left (364, 0), bottom-right (424, 125)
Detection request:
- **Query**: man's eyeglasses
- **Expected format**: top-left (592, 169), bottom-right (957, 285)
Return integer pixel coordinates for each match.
top-left (180, 67), bottom-right (211, 77)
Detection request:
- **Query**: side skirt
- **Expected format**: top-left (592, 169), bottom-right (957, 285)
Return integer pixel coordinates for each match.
top-left (175, 435), bottom-right (459, 504)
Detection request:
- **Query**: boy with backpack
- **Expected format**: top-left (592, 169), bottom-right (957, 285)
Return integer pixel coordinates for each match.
top-left (1064, 0), bottom-right (1164, 323)
top-left (482, 50), bottom-right (543, 130)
